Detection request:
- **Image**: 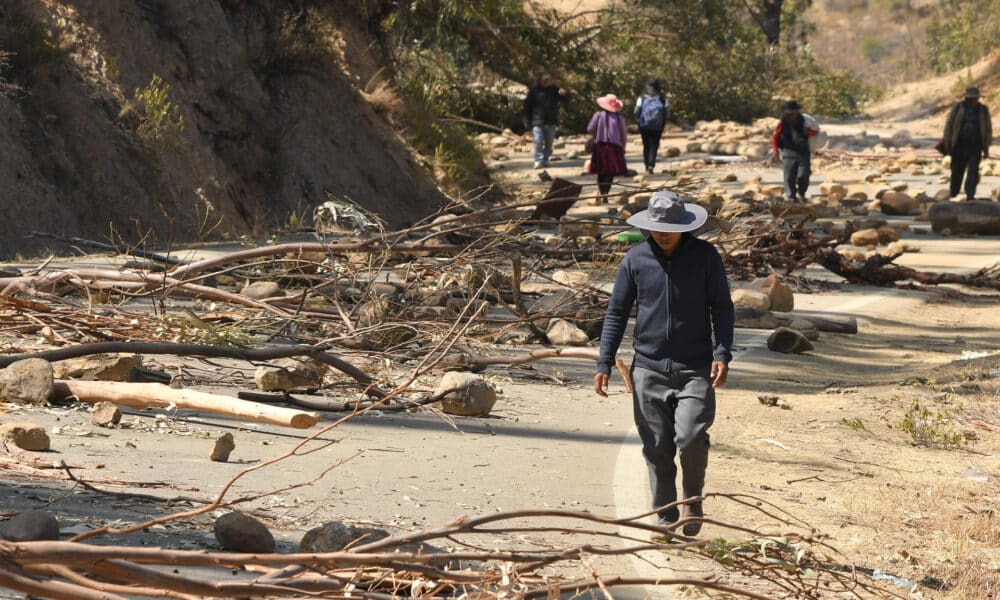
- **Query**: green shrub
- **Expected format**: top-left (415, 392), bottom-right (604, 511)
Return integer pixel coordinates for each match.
top-left (134, 74), bottom-right (185, 143)
top-left (791, 67), bottom-right (880, 118)
top-left (925, 0), bottom-right (1000, 74)
top-left (861, 37), bottom-right (890, 63)
top-left (898, 400), bottom-right (968, 448)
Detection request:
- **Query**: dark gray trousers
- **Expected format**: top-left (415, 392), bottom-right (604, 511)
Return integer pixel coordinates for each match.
top-left (631, 366), bottom-right (715, 524)
top-left (781, 149), bottom-right (811, 200)
top-left (950, 143), bottom-right (982, 199)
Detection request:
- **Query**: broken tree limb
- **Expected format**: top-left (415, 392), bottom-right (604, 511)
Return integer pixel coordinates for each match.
top-left (0, 341), bottom-right (388, 398)
top-left (52, 380), bottom-right (321, 429)
top-left (817, 248), bottom-right (1000, 290)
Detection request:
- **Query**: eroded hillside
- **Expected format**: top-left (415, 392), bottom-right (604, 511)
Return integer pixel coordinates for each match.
top-left (0, 0), bottom-right (448, 257)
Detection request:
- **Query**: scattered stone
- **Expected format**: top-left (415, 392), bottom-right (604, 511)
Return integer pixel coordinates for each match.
top-left (300, 521), bottom-right (389, 552)
top-left (434, 372), bottom-right (498, 417)
top-left (0, 510), bottom-right (59, 541)
top-left (757, 395), bottom-right (780, 407)
top-left (751, 276), bottom-right (794, 312)
top-left (886, 240), bottom-right (920, 254)
top-left (879, 191), bottom-right (917, 215)
top-left (210, 432), bottom-right (236, 462)
top-left (240, 281), bottom-right (283, 299)
top-left (573, 307), bottom-right (605, 340)
top-left (731, 288), bottom-right (771, 311)
top-left (559, 218), bottom-right (600, 239)
top-left (0, 358), bottom-right (54, 405)
top-left (0, 422), bottom-right (50, 451)
top-left (552, 269), bottom-right (591, 287)
top-left (785, 318), bottom-right (820, 341)
top-left (214, 512), bottom-right (275, 553)
top-left (90, 402), bottom-right (122, 427)
top-left (664, 146), bottom-right (681, 158)
top-left (877, 225), bottom-right (901, 244)
top-left (254, 358), bottom-right (328, 392)
top-left (545, 318), bottom-right (590, 346)
top-left (928, 201), bottom-right (1000, 234)
top-left (53, 353), bottom-right (142, 381)
top-left (767, 327), bottom-right (814, 354)
top-left (850, 228), bottom-right (880, 247)
top-left (735, 307), bottom-right (781, 329)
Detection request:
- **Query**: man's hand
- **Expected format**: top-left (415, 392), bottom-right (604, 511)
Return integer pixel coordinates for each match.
top-left (594, 373), bottom-right (609, 397)
top-left (710, 361), bottom-right (728, 388)
top-left (558, 87), bottom-right (569, 96)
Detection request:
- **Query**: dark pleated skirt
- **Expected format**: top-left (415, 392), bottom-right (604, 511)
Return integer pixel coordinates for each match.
top-left (589, 141), bottom-right (627, 176)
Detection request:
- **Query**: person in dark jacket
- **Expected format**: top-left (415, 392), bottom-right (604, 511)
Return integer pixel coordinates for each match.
top-left (523, 71), bottom-right (569, 169)
top-left (943, 86), bottom-right (992, 200)
top-left (770, 100), bottom-right (817, 202)
top-left (633, 78), bottom-right (669, 174)
top-left (594, 191), bottom-right (735, 539)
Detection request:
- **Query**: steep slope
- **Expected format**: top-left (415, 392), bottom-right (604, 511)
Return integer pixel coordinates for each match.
top-left (0, 0), bottom-right (448, 258)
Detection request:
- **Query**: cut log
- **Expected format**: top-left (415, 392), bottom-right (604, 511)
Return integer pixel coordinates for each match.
top-left (52, 381), bottom-right (320, 429)
top-left (771, 312), bottom-right (858, 334)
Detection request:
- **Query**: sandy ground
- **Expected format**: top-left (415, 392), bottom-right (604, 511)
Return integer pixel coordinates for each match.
top-left (1, 123), bottom-right (999, 599)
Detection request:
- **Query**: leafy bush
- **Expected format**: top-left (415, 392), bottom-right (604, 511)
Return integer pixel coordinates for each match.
top-left (133, 74), bottom-right (185, 143)
top-left (790, 66), bottom-right (881, 118)
top-left (898, 400), bottom-right (969, 448)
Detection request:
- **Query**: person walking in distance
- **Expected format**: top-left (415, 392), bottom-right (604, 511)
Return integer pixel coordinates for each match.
top-left (943, 86), bottom-right (992, 201)
top-left (594, 191), bottom-right (735, 538)
top-left (634, 78), bottom-right (668, 174)
top-left (523, 71), bottom-right (569, 169)
top-left (770, 100), bottom-right (818, 202)
top-left (587, 94), bottom-right (628, 203)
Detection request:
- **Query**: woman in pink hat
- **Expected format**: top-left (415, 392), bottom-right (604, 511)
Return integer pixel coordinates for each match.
top-left (587, 94), bottom-right (628, 203)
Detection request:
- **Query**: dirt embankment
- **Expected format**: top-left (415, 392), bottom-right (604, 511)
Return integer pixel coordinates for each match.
top-left (0, 0), bottom-right (448, 258)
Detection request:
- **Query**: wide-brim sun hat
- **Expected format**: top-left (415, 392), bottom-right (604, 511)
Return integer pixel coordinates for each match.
top-left (626, 190), bottom-right (708, 233)
top-left (781, 99), bottom-right (802, 113)
top-left (596, 94), bottom-right (624, 112)
top-left (965, 86), bottom-right (981, 99)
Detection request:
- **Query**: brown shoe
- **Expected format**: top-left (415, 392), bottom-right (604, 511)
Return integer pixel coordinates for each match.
top-left (681, 500), bottom-right (704, 536)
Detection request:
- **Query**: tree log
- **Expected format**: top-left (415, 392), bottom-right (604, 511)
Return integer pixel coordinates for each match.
top-left (52, 380), bottom-right (321, 429)
top-left (772, 312), bottom-right (858, 334)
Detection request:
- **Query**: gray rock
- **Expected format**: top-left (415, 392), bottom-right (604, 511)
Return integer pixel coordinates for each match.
top-left (545, 318), bottom-right (590, 346)
top-left (300, 521), bottom-right (390, 552)
top-left (210, 432), bottom-right (236, 462)
top-left (1, 510), bottom-right (59, 541)
top-left (214, 512), bottom-right (275, 553)
top-left (0, 422), bottom-right (50, 451)
top-left (240, 281), bottom-right (283, 299)
top-left (785, 318), bottom-right (820, 341)
top-left (767, 327), bottom-right (814, 354)
top-left (433, 372), bottom-right (498, 417)
top-left (0, 358), bottom-right (54, 405)
top-left (929, 201), bottom-right (1000, 234)
top-left (731, 288), bottom-right (770, 311)
top-left (735, 307), bottom-right (781, 329)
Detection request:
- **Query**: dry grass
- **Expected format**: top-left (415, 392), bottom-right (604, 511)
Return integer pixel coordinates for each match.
top-left (364, 79), bottom-right (405, 116)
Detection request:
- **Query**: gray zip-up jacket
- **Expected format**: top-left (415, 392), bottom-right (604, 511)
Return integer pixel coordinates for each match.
top-left (597, 235), bottom-right (735, 375)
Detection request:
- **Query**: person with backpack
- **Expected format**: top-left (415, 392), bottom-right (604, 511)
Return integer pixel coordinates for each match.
top-left (942, 86), bottom-right (992, 201)
top-left (770, 100), bottom-right (819, 202)
top-left (634, 79), bottom-right (668, 174)
top-left (587, 94), bottom-right (628, 203)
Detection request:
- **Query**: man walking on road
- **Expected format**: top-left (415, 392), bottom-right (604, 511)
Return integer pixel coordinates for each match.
top-left (523, 71), bottom-right (569, 169)
top-left (943, 86), bottom-right (992, 201)
top-left (771, 100), bottom-right (818, 202)
top-left (594, 191), bottom-right (735, 538)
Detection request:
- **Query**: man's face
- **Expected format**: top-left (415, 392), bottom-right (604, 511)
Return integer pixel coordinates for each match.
top-left (540, 76), bottom-right (553, 87)
top-left (787, 110), bottom-right (802, 122)
top-left (649, 231), bottom-right (682, 254)
top-left (966, 97), bottom-right (980, 106)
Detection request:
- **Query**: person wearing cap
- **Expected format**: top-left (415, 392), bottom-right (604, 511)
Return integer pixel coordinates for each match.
top-left (943, 86), bottom-right (992, 201)
top-left (587, 94), bottom-right (628, 203)
top-left (770, 100), bottom-right (818, 202)
top-left (523, 72), bottom-right (570, 169)
top-left (594, 191), bottom-right (735, 538)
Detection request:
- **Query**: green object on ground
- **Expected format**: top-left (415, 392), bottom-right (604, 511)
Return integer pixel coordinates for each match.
top-left (617, 230), bottom-right (645, 243)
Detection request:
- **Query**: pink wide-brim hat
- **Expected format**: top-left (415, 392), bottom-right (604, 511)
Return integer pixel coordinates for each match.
top-left (596, 94), bottom-right (624, 112)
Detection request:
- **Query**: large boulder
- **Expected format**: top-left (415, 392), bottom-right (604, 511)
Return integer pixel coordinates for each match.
top-left (433, 372), bottom-right (498, 417)
top-left (545, 318), bottom-right (590, 346)
top-left (879, 191), bottom-right (917, 215)
top-left (0, 422), bottom-right (50, 451)
top-left (0, 510), bottom-right (59, 541)
top-left (929, 201), bottom-right (1000, 234)
top-left (53, 354), bottom-right (142, 381)
top-left (850, 228), bottom-right (880, 248)
top-left (254, 358), bottom-right (328, 392)
top-left (750, 276), bottom-right (794, 312)
top-left (731, 289), bottom-right (770, 311)
top-left (214, 512), bottom-right (275, 553)
top-left (0, 359), bottom-right (54, 405)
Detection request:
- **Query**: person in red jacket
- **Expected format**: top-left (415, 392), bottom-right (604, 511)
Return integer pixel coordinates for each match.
top-left (771, 100), bottom-right (819, 202)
